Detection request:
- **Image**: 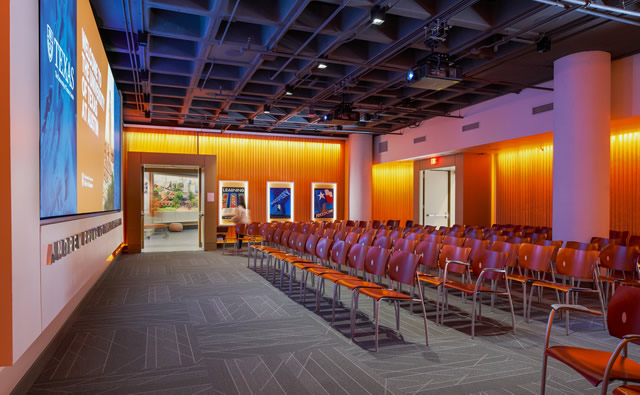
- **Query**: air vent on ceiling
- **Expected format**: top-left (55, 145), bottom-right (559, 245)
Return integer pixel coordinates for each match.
top-left (462, 122), bottom-right (479, 132)
top-left (414, 136), bottom-right (426, 144)
top-left (379, 141), bottom-right (388, 153)
top-left (532, 103), bottom-right (553, 115)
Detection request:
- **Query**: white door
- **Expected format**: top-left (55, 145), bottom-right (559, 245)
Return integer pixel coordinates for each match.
top-left (422, 170), bottom-right (450, 227)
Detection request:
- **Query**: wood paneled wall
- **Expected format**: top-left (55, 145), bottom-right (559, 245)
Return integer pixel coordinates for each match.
top-left (372, 161), bottom-right (414, 224)
top-left (125, 128), bottom-right (345, 223)
top-left (611, 117), bottom-right (640, 235)
top-left (495, 144), bottom-right (554, 227)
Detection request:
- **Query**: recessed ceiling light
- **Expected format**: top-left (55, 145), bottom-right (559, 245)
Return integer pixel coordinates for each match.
top-left (317, 63), bottom-right (328, 69)
top-left (285, 85), bottom-right (294, 96)
top-left (371, 6), bottom-right (385, 25)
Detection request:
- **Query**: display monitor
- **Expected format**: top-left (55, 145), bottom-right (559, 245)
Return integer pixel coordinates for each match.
top-left (39, 0), bottom-right (122, 219)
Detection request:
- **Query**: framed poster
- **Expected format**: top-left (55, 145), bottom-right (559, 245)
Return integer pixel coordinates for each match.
top-left (267, 182), bottom-right (294, 222)
top-left (312, 182), bottom-right (337, 221)
top-left (219, 180), bottom-right (248, 226)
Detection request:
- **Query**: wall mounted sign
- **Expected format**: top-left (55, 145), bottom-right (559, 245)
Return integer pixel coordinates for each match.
top-left (312, 182), bottom-right (337, 221)
top-left (267, 182), bottom-right (294, 222)
top-left (46, 218), bottom-right (122, 265)
top-left (219, 180), bottom-right (248, 226)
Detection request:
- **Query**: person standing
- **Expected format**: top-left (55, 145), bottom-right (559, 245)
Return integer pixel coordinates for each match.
top-left (231, 196), bottom-right (250, 249)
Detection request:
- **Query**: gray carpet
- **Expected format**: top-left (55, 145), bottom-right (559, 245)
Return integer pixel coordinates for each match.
top-left (27, 249), bottom-right (634, 394)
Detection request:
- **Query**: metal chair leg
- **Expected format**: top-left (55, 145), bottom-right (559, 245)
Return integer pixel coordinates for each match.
top-left (471, 292), bottom-right (477, 339)
top-left (375, 300), bottom-right (380, 352)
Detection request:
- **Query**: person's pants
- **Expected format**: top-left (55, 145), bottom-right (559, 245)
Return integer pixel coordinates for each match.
top-left (237, 238), bottom-right (243, 249)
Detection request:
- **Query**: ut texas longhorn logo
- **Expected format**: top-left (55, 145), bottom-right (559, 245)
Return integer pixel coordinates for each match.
top-left (47, 24), bottom-right (54, 62)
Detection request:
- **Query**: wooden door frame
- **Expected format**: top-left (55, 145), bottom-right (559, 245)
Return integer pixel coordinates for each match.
top-left (125, 152), bottom-right (217, 253)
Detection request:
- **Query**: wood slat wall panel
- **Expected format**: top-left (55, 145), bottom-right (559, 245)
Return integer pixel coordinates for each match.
top-left (372, 161), bottom-right (414, 224)
top-left (611, 129), bottom-right (640, 235)
top-left (124, 128), bottom-right (344, 223)
top-left (495, 145), bottom-right (553, 227)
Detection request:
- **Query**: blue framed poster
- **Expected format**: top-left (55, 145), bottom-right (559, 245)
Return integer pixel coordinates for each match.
top-left (267, 182), bottom-right (294, 222)
top-left (313, 183), bottom-right (336, 221)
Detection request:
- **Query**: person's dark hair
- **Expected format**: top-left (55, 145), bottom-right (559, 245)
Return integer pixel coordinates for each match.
top-left (238, 195), bottom-right (246, 209)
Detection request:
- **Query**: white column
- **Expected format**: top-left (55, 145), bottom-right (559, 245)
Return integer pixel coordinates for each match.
top-left (348, 134), bottom-right (372, 221)
top-left (552, 51), bottom-right (611, 242)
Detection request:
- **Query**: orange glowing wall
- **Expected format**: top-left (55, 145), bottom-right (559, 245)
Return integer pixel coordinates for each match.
top-left (372, 161), bottom-right (414, 224)
top-left (125, 128), bottom-right (345, 223)
top-left (611, 117), bottom-right (640, 235)
top-left (495, 144), bottom-right (554, 227)
top-left (0, 0), bottom-right (11, 365)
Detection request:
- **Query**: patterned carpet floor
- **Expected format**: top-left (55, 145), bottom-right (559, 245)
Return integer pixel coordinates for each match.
top-left (27, 249), bottom-right (634, 394)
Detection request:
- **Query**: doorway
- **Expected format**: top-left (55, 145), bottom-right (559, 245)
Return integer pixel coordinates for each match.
top-left (142, 165), bottom-right (203, 252)
top-left (420, 167), bottom-right (456, 227)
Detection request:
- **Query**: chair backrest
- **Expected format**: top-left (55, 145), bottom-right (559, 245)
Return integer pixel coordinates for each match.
top-left (388, 230), bottom-right (402, 240)
top-left (344, 232), bottom-right (361, 245)
top-left (315, 237), bottom-right (334, 261)
top-left (322, 229), bottom-right (336, 239)
top-left (334, 229), bottom-right (348, 241)
top-left (305, 234), bottom-right (320, 255)
top-left (364, 246), bottom-right (391, 277)
top-left (591, 237), bottom-right (626, 250)
top-left (442, 236), bottom-right (465, 247)
top-left (506, 236), bottom-right (530, 244)
top-left (258, 223), bottom-right (270, 238)
top-left (288, 231), bottom-right (299, 249)
top-left (265, 226), bottom-right (277, 242)
top-left (490, 241), bottom-right (519, 269)
top-left (273, 228), bottom-right (284, 245)
top-left (470, 249), bottom-right (508, 281)
top-left (405, 220), bottom-right (414, 228)
top-left (246, 222), bottom-right (259, 236)
top-left (439, 245), bottom-right (472, 272)
top-left (331, 240), bottom-right (352, 267)
top-left (629, 235), bottom-right (640, 247)
top-left (372, 235), bottom-right (392, 249)
top-left (599, 244), bottom-right (640, 272)
top-left (485, 234), bottom-right (507, 244)
top-left (517, 243), bottom-right (557, 272)
top-left (301, 223), bottom-right (310, 234)
top-left (565, 241), bottom-right (598, 251)
top-left (607, 286), bottom-right (640, 342)
top-left (554, 248), bottom-right (599, 281)
top-left (347, 243), bottom-right (369, 271)
top-left (393, 238), bottom-right (417, 253)
top-left (345, 220), bottom-right (355, 227)
top-left (415, 240), bottom-right (440, 270)
top-left (235, 223), bottom-right (247, 236)
top-left (281, 230), bottom-right (292, 247)
top-left (406, 232), bottom-right (424, 242)
top-left (462, 238), bottom-right (489, 261)
top-left (423, 234), bottom-right (442, 244)
top-left (388, 251), bottom-right (420, 286)
top-left (371, 220), bottom-right (382, 229)
top-left (294, 233), bottom-right (308, 253)
top-left (610, 230), bottom-right (630, 244)
top-left (357, 231), bottom-right (375, 246)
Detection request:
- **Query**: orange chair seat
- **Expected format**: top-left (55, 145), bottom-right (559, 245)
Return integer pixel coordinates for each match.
top-left (417, 275), bottom-right (444, 286)
top-left (292, 261), bottom-right (323, 269)
top-left (546, 346), bottom-right (640, 386)
top-left (614, 385), bottom-right (640, 395)
top-left (530, 280), bottom-right (592, 293)
top-left (268, 251), bottom-right (289, 257)
top-left (358, 287), bottom-right (413, 301)
top-left (506, 273), bottom-right (535, 283)
top-left (306, 267), bottom-right (344, 276)
top-left (616, 279), bottom-right (640, 288)
top-left (444, 281), bottom-right (501, 295)
top-left (321, 272), bottom-right (357, 282)
top-left (599, 274), bottom-right (628, 284)
top-left (284, 256), bottom-right (307, 263)
top-left (335, 278), bottom-right (384, 290)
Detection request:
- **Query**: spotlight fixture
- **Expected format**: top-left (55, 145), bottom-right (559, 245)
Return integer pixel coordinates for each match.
top-left (284, 85), bottom-right (294, 96)
top-left (317, 62), bottom-right (328, 69)
top-left (322, 113), bottom-right (329, 121)
top-left (263, 104), bottom-right (271, 114)
top-left (371, 6), bottom-right (386, 25)
top-left (537, 36), bottom-right (551, 53)
top-left (144, 110), bottom-right (150, 119)
top-left (407, 69), bottom-right (415, 81)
